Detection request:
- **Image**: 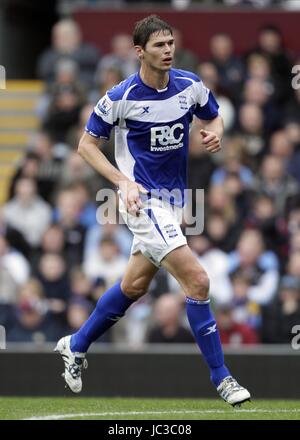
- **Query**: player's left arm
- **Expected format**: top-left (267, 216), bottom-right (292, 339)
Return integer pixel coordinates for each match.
top-left (193, 77), bottom-right (224, 154)
top-left (198, 115), bottom-right (224, 154)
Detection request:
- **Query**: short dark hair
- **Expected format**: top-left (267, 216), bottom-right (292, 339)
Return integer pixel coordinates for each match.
top-left (259, 24), bottom-right (282, 36)
top-left (133, 15), bottom-right (173, 48)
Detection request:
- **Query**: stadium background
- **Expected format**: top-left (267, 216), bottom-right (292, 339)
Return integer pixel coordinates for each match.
top-left (0, 0), bottom-right (300, 399)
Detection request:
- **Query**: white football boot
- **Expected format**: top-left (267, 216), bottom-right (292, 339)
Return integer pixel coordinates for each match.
top-left (217, 376), bottom-right (251, 407)
top-left (54, 335), bottom-right (88, 393)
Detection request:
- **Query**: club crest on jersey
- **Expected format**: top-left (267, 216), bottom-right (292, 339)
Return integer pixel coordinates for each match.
top-left (97, 97), bottom-right (112, 116)
top-left (178, 94), bottom-right (188, 110)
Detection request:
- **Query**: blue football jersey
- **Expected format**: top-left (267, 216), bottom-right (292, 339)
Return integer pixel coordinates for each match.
top-left (85, 68), bottom-right (219, 206)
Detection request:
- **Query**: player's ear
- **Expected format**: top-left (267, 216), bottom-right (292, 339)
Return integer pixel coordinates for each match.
top-left (135, 45), bottom-right (144, 61)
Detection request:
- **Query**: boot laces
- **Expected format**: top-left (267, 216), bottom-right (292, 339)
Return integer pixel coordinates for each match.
top-left (68, 358), bottom-right (88, 379)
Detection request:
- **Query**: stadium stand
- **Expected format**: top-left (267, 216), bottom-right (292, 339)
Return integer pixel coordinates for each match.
top-left (0, 80), bottom-right (44, 204)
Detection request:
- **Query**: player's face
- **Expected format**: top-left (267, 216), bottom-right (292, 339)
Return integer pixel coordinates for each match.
top-left (139, 31), bottom-right (175, 71)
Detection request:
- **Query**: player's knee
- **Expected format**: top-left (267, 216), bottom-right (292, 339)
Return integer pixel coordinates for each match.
top-left (121, 279), bottom-right (148, 300)
top-left (185, 269), bottom-right (210, 301)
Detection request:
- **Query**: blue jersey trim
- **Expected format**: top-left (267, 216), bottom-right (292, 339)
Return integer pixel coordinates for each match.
top-left (85, 111), bottom-right (114, 139)
top-left (107, 73), bottom-right (138, 102)
top-left (125, 69), bottom-right (198, 101)
top-left (194, 91), bottom-right (219, 120)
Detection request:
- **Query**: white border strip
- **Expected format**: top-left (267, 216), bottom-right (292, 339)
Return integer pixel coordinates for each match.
top-left (24, 408), bottom-right (300, 420)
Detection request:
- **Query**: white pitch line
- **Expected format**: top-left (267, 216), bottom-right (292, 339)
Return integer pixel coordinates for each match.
top-left (24, 408), bottom-right (300, 420)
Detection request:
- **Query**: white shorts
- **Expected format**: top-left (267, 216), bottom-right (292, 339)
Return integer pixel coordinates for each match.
top-left (118, 194), bottom-right (187, 267)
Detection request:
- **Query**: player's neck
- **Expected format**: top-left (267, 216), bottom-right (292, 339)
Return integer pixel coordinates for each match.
top-left (139, 65), bottom-right (170, 91)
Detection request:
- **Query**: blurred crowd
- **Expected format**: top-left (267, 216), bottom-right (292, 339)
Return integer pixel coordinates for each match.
top-left (1, 18), bottom-right (300, 347)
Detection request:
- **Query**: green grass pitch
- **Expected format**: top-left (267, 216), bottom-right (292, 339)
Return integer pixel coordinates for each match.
top-left (0, 397), bottom-right (300, 420)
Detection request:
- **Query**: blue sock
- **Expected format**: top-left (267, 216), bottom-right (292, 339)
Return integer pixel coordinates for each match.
top-left (70, 282), bottom-right (135, 353)
top-left (186, 297), bottom-right (230, 387)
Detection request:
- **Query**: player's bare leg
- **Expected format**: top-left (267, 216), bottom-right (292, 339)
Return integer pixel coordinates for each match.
top-left (161, 244), bottom-right (251, 407)
top-left (120, 251), bottom-right (159, 300)
top-left (55, 251), bottom-right (158, 392)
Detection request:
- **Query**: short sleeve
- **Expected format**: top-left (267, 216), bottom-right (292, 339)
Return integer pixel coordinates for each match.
top-left (85, 93), bottom-right (120, 139)
top-left (193, 81), bottom-right (219, 120)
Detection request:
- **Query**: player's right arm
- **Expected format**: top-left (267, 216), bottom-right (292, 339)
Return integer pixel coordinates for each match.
top-left (78, 93), bottom-right (147, 216)
top-left (78, 131), bottom-right (127, 188)
top-left (78, 132), bottom-right (146, 215)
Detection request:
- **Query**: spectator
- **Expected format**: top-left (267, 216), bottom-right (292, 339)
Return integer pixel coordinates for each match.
top-left (242, 78), bottom-right (281, 133)
top-left (0, 233), bottom-right (30, 304)
top-left (228, 229), bottom-right (279, 306)
top-left (54, 187), bottom-right (87, 267)
top-left (7, 278), bottom-right (65, 343)
top-left (173, 28), bottom-right (199, 73)
top-left (67, 103), bottom-right (95, 148)
top-left (147, 293), bottom-right (194, 343)
top-left (42, 81), bottom-right (85, 143)
top-left (284, 85), bottom-right (300, 126)
top-left (198, 62), bottom-right (235, 132)
top-left (285, 251), bottom-right (300, 281)
top-left (246, 53), bottom-right (272, 83)
top-left (84, 194), bottom-right (133, 260)
top-left (245, 52), bottom-right (284, 107)
top-left (66, 298), bottom-right (93, 333)
top-left (246, 194), bottom-right (287, 260)
top-left (206, 212), bottom-right (240, 253)
top-left (92, 66), bottom-right (124, 104)
top-left (210, 136), bottom-right (254, 187)
top-left (287, 207), bottom-right (300, 236)
top-left (95, 33), bottom-right (138, 80)
top-left (215, 304), bottom-right (259, 346)
top-left (251, 154), bottom-right (299, 216)
top-left (289, 230), bottom-right (300, 254)
top-left (40, 224), bottom-right (65, 255)
top-left (67, 182), bottom-right (98, 229)
top-left (121, 296), bottom-right (153, 347)
top-left (284, 121), bottom-right (300, 151)
top-left (223, 172), bottom-right (252, 224)
top-left (36, 253), bottom-right (71, 319)
top-left (209, 32), bottom-right (244, 103)
top-left (0, 208), bottom-right (31, 258)
top-left (230, 270), bottom-right (261, 330)
top-left (70, 267), bottom-right (93, 303)
top-left (37, 59), bottom-right (86, 122)
top-left (58, 151), bottom-right (101, 195)
top-left (61, 173), bottom-right (99, 228)
top-left (9, 152), bottom-right (41, 201)
top-left (31, 223), bottom-right (66, 272)
top-left (83, 236), bottom-right (127, 287)
top-left (268, 129), bottom-right (300, 185)
top-left (30, 130), bottom-right (65, 204)
top-left (236, 103), bottom-right (266, 161)
top-left (247, 24), bottom-right (292, 104)
top-left (37, 18), bottom-right (99, 88)
top-left (2, 177), bottom-right (52, 249)
top-left (207, 184), bottom-right (238, 226)
top-left (261, 275), bottom-right (300, 343)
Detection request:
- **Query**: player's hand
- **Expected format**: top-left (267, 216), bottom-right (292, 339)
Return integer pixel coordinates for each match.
top-left (118, 180), bottom-right (148, 217)
top-left (200, 129), bottom-right (222, 153)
